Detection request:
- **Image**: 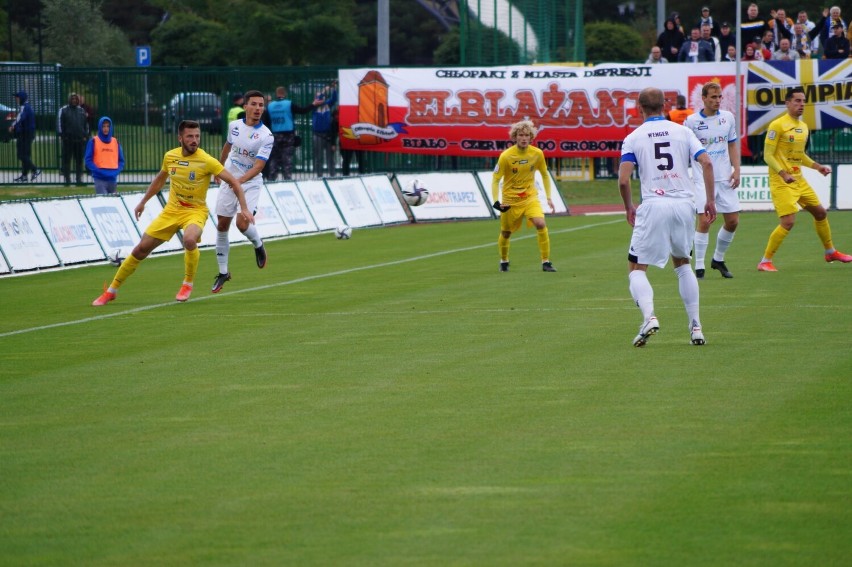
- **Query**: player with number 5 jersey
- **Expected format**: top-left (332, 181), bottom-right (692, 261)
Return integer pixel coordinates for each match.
top-left (619, 87), bottom-right (716, 347)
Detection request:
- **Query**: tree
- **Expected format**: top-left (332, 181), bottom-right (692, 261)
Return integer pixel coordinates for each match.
top-left (584, 21), bottom-right (645, 63)
top-left (150, 12), bottom-right (229, 66)
top-left (42, 0), bottom-right (133, 66)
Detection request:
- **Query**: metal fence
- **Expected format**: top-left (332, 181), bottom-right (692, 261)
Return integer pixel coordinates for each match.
top-left (0, 66), bottom-right (499, 186)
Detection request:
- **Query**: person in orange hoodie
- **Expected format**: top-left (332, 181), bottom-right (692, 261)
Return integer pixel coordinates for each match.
top-left (666, 95), bottom-right (694, 125)
top-left (85, 116), bottom-right (125, 194)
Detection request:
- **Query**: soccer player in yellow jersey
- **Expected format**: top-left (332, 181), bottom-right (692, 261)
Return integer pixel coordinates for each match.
top-left (92, 120), bottom-right (255, 305)
top-left (491, 120), bottom-right (556, 272)
top-left (757, 87), bottom-right (852, 271)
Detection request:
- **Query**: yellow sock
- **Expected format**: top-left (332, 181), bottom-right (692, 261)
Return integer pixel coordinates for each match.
top-left (110, 254), bottom-right (141, 290)
top-left (763, 225), bottom-right (790, 259)
top-left (814, 218), bottom-right (834, 250)
top-left (537, 227), bottom-right (550, 262)
top-left (184, 247), bottom-right (200, 284)
top-left (498, 234), bottom-right (509, 261)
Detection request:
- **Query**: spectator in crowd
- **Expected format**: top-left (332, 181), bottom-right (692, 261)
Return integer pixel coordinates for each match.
top-left (666, 95), bottom-right (694, 125)
top-left (78, 94), bottom-right (96, 133)
top-left (645, 46), bottom-right (668, 63)
top-left (227, 93), bottom-right (245, 123)
top-left (57, 92), bottom-right (89, 186)
top-left (657, 16), bottom-right (685, 61)
top-left (741, 3), bottom-right (768, 48)
top-left (757, 87), bottom-right (852, 272)
top-left (773, 37), bottom-right (800, 60)
top-left (697, 6), bottom-right (720, 37)
top-left (768, 8), bottom-right (794, 48)
top-left (796, 10), bottom-right (817, 41)
top-left (809, 6), bottom-right (846, 57)
top-left (9, 90), bottom-right (40, 183)
top-left (758, 29), bottom-right (775, 60)
top-left (724, 45), bottom-right (738, 62)
top-left (670, 11), bottom-right (685, 34)
top-left (311, 81), bottom-right (338, 177)
top-left (84, 116), bottom-right (124, 195)
top-left (701, 24), bottom-right (722, 61)
top-left (678, 27), bottom-right (715, 62)
top-left (791, 23), bottom-right (812, 58)
top-left (824, 23), bottom-right (850, 59)
top-left (266, 86), bottom-right (313, 181)
top-left (742, 42), bottom-right (763, 61)
top-left (92, 120), bottom-right (254, 306)
top-left (718, 22), bottom-right (737, 56)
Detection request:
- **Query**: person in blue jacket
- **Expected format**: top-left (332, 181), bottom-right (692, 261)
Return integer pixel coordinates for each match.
top-left (311, 81), bottom-right (338, 177)
top-left (84, 116), bottom-right (125, 194)
top-left (8, 90), bottom-right (40, 183)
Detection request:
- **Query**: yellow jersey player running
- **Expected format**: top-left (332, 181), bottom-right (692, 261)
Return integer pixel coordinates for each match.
top-left (491, 120), bottom-right (556, 272)
top-left (92, 120), bottom-right (254, 305)
top-left (757, 86), bottom-right (852, 271)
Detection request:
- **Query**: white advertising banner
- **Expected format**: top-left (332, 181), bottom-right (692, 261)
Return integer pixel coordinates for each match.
top-left (0, 203), bottom-right (60, 271)
top-left (325, 178), bottom-right (383, 228)
top-left (267, 182), bottom-right (318, 235)
top-left (837, 166), bottom-right (852, 210)
top-left (255, 186), bottom-right (289, 238)
top-left (477, 170), bottom-right (569, 215)
top-left (396, 172), bottom-right (492, 221)
top-left (125, 193), bottom-right (184, 253)
top-left (0, 250), bottom-right (9, 274)
top-left (297, 180), bottom-right (345, 231)
top-left (32, 200), bottom-right (105, 263)
top-left (78, 196), bottom-right (140, 260)
top-left (360, 174), bottom-right (409, 224)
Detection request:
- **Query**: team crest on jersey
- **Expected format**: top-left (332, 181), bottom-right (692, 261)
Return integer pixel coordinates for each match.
top-left (789, 135), bottom-right (795, 142)
top-left (249, 132), bottom-right (260, 140)
top-left (512, 168), bottom-right (518, 173)
top-left (169, 167), bottom-right (176, 176)
top-left (189, 171), bottom-right (196, 181)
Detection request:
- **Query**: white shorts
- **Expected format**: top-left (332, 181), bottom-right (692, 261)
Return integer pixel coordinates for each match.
top-left (694, 180), bottom-right (741, 214)
top-left (628, 198), bottom-right (695, 269)
top-left (215, 181), bottom-right (261, 218)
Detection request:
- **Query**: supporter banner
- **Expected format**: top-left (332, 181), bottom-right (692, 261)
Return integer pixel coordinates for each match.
top-left (339, 63), bottom-right (744, 158)
top-left (746, 59), bottom-right (852, 135)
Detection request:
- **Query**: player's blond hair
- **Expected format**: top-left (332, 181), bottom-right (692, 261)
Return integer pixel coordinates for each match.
top-left (702, 82), bottom-right (722, 97)
top-left (509, 120), bottom-right (537, 142)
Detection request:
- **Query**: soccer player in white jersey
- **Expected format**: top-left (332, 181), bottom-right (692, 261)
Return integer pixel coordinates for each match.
top-left (619, 87), bottom-right (717, 347)
top-left (684, 82), bottom-right (741, 279)
top-left (212, 90), bottom-right (274, 293)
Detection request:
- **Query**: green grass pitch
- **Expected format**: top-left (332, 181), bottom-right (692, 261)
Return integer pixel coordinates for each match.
top-left (2, 212), bottom-right (851, 565)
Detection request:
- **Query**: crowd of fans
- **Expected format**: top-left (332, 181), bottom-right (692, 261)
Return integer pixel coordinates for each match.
top-left (648, 4), bottom-right (850, 63)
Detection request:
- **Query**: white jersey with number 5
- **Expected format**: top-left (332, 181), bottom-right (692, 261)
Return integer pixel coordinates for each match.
top-left (683, 110), bottom-right (737, 190)
top-left (620, 116), bottom-right (706, 200)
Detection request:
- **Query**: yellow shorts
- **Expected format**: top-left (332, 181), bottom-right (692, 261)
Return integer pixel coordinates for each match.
top-left (769, 176), bottom-right (821, 217)
top-left (500, 198), bottom-right (545, 233)
top-left (145, 205), bottom-right (209, 241)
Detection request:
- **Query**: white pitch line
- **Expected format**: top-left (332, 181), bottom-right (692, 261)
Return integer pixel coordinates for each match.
top-left (0, 219), bottom-right (623, 339)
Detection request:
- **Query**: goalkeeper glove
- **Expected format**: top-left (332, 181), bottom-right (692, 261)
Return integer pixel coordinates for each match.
top-left (493, 200), bottom-right (511, 212)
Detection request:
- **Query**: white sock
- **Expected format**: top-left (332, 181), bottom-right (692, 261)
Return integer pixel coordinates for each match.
top-left (628, 270), bottom-right (655, 321)
top-left (241, 224), bottom-right (262, 248)
top-left (694, 231), bottom-right (709, 270)
top-left (216, 231), bottom-right (230, 274)
top-left (713, 227), bottom-right (735, 262)
top-left (675, 264), bottom-right (700, 329)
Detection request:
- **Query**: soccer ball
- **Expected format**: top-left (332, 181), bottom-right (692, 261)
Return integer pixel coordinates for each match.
top-left (108, 249), bottom-right (123, 266)
top-left (402, 179), bottom-right (429, 206)
top-left (335, 225), bottom-right (353, 240)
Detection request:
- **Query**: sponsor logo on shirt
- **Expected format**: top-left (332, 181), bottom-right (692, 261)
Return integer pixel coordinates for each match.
top-left (178, 161), bottom-right (189, 166)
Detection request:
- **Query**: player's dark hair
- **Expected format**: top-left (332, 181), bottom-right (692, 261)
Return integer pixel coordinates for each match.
top-left (785, 86), bottom-right (805, 101)
top-left (243, 89), bottom-right (265, 102)
top-left (178, 120), bottom-right (200, 133)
